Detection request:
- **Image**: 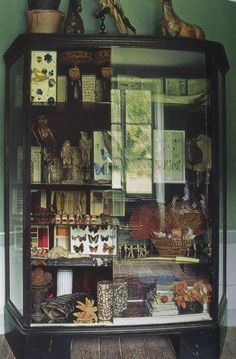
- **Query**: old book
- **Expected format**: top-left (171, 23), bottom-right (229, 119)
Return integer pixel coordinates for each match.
top-left (82, 74), bottom-right (96, 102)
top-left (165, 78), bottom-right (187, 96)
top-left (187, 78), bottom-right (209, 95)
top-left (31, 146), bottom-right (42, 183)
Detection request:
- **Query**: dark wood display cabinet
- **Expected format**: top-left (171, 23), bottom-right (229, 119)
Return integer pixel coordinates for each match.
top-left (4, 33), bottom-right (229, 359)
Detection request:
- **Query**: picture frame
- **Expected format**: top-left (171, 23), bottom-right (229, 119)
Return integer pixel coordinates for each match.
top-left (153, 130), bottom-right (185, 183)
top-left (31, 225), bottom-right (49, 249)
top-left (126, 159), bottom-right (152, 194)
top-left (54, 225), bottom-right (70, 250)
top-left (93, 131), bottom-right (112, 183)
top-left (90, 190), bottom-right (104, 216)
top-left (71, 225), bottom-right (117, 256)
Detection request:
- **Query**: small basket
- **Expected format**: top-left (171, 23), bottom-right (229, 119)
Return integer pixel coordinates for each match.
top-left (150, 233), bottom-right (194, 257)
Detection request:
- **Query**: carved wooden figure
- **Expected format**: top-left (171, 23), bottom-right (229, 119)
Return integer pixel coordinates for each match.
top-left (160, 0), bottom-right (205, 40)
top-left (64, 0), bottom-right (84, 34)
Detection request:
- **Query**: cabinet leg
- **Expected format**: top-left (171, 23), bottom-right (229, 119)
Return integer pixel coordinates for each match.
top-left (180, 328), bottom-right (220, 359)
top-left (24, 335), bottom-right (71, 359)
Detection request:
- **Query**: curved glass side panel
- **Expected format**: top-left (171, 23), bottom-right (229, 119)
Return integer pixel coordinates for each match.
top-left (8, 55), bottom-right (24, 314)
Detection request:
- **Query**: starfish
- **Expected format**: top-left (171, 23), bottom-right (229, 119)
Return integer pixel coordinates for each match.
top-left (74, 298), bottom-right (98, 323)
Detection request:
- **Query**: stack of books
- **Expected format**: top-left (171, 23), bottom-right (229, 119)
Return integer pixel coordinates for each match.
top-left (146, 284), bottom-right (178, 317)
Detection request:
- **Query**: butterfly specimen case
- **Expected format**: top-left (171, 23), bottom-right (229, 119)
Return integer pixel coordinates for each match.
top-left (4, 34), bottom-right (229, 359)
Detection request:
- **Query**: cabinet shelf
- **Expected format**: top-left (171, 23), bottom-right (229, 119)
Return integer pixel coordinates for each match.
top-left (30, 182), bottom-right (111, 190)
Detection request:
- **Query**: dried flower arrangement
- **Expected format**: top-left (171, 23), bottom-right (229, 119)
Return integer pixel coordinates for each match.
top-left (174, 281), bottom-right (212, 309)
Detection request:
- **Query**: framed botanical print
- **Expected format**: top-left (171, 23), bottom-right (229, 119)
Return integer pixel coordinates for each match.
top-left (126, 159), bottom-right (152, 194)
top-left (153, 130), bottom-right (185, 183)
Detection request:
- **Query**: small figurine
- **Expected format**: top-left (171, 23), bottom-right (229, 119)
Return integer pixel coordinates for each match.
top-left (64, 0), bottom-right (84, 34)
top-left (79, 131), bottom-right (92, 165)
top-left (96, 0), bottom-right (136, 34)
top-left (32, 115), bottom-right (56, 160)
top-left (160, 0), bottom-right (205, 40)
top-left (61, 140), bottom-right (74, 181)
top-left (31, 114), bottom-right (56, 182)
top-left (79, 131), bottom-right (92, 182)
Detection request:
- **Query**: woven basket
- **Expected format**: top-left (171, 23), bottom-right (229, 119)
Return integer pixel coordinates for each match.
top-left (150, 233), bottom-right (194, 257)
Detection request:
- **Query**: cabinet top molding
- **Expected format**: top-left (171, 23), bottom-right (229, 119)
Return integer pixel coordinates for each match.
top-left (4, 33), bottom-right (229, 74)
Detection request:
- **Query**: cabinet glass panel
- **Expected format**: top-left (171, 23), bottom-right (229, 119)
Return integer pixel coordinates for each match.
top-left (8, 55), bottom-right (24, 314)
top-left (111, 47), bottom-right (212, 324)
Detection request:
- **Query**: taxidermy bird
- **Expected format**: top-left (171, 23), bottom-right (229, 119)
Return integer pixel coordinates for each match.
top-left (64, 0), bottom-right (84, 34)
top-left (160, 0), bottom-right (205, 39)
top-left (96, 0), bottom-right (136, 34)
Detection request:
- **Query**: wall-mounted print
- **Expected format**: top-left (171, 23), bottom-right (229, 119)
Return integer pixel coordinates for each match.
top-left (30, 50), bottom-right (57, 105)
top-left (125, 90), bottom-right (152, 123)
top-left (153, 130), bottom-right (185, 183)
top-left (126, 159), bottom-right (152, 195)
top-left (111, 89), bottom-right (121, 123)
top-left (125, 124), bottom-right (152, 160)
top-left (112, 124), bottom-right (123, 189)
top-left (93, 131), bottom-right (112, 183)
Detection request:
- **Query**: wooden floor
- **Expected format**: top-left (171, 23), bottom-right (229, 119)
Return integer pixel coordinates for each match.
top-left (1, 328), bottom-right (236, 359)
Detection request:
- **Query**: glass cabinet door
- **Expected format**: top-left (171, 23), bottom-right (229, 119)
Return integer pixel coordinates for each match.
top-left (111, 47), bottom-right (213, 324)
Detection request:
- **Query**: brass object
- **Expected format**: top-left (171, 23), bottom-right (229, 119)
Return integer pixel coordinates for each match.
top-left (160, 0), bottom-right (205, 40)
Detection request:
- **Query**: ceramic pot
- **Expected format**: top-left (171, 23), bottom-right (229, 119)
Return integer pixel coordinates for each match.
top-left (28, 0), bottom-right (61, 10)
top-left (25, 10), bottom-right (64, 34)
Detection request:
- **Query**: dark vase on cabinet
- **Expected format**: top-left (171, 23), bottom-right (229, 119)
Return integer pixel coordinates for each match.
top-left (4, 33), bottom-right (229, 359)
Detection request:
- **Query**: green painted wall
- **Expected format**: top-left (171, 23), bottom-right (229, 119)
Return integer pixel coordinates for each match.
top-left (0, 0), bottom-right (236, 230)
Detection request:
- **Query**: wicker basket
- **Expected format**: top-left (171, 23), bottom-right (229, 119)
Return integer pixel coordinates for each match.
top-left (150, 233), bottom-right (194, 257)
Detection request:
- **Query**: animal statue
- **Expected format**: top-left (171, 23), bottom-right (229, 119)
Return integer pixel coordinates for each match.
top-left (96, 0), bottom-right (136, 34)
top-left (160, 0), bottom-right (205, 40)
top-left (64, 0), bottom-right (84, 34)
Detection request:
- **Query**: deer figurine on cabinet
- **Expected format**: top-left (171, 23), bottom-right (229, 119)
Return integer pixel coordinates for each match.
top-left (160, 0), bottom-right (205, 40)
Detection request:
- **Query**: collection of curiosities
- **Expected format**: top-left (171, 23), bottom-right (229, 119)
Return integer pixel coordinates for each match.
top-left (27, 0), bottom-right (208, 325)
top-left (26, 0), bottom-right (206, 40)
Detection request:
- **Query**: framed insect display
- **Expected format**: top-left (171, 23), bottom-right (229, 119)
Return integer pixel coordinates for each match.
top-left (93, 131), bottom-right (112, 183)
top-left (70, 225), bottom-right (117, 256)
